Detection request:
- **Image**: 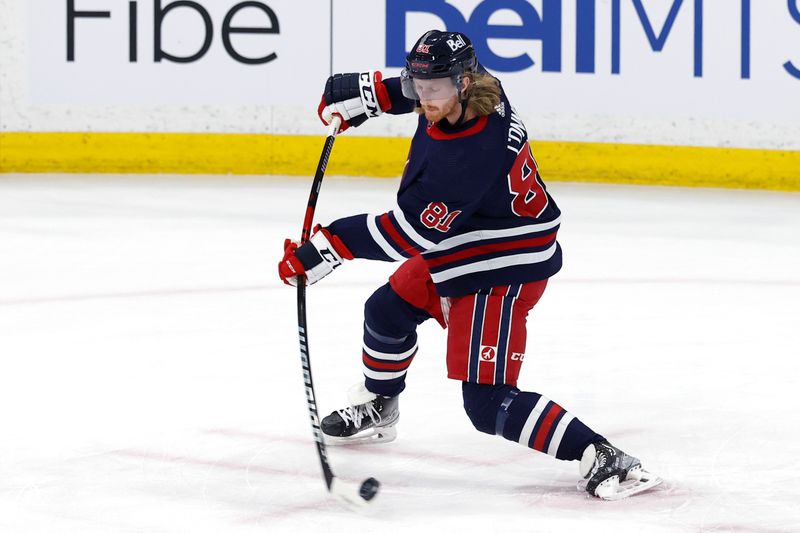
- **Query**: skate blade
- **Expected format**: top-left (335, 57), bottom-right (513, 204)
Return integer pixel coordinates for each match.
top-left (588, 469), bottom-right (663, 501)
top-left (324, 425), bottom-right (397, 446)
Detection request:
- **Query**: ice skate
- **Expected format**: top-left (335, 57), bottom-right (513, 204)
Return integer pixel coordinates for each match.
top-left (321, 383), bottom-right (399, 445)
top-left (578, 440), bottom-right (662, 500)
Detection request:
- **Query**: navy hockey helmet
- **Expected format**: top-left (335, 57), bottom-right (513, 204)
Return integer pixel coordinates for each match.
top-left (401, 30), bottom-right (477, 101)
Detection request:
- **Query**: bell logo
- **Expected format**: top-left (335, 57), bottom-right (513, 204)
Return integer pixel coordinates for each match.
top-left (480, 345), bottom-right (496, 361)
top-left (446, 35), bottom-right (466, 52)
top-left (386, 0), bottom-right (776, 80)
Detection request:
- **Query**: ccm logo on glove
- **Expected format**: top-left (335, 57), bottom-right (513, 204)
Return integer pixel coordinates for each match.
top-left (278, 226), bottom-right (353, 286)
top-left (318, 71), bottom-right (392, 132)
top-left (359, 72), bottom-right (381, 118)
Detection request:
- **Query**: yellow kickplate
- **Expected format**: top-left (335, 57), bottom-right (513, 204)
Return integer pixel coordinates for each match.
top-left (1, 132), bottom-right (798, 191)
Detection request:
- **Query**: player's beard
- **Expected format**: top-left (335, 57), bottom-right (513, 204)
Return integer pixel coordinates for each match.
top-left (422, 96), bottom-right (459, 124)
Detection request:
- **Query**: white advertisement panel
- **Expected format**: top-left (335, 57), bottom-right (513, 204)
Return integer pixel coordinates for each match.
top-left (6, 0), bottom-right (800, 146)
top-left (26, 0), bottom-right (328, 105)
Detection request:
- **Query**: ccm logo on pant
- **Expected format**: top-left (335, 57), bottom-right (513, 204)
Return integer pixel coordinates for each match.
top-left (479, 347), bottom-right (525, 362)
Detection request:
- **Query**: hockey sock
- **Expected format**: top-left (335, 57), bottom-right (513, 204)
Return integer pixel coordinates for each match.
top-left (462, 382), bottom-right (602, 461)
top-left (498, 388), bottom-right (603, 461)
top-left (361, 284), bottom-right (430, 397)
top-left (362, 325), bottom-right (417, 397)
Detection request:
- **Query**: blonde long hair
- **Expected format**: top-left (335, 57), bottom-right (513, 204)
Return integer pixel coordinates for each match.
top-left (463, 72), bottom-right (501, 116)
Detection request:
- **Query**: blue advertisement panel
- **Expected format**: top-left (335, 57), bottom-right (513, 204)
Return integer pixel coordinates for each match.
top-left (333, 0), bottom-right (799, 127)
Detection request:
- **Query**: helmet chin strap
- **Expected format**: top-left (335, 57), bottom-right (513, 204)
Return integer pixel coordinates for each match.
top-left (454, 90), bottom-right (470, 126)
top-left (453, 99), bottom-right (468, 126)
top-left (451, 74), bottom-right (473, 126)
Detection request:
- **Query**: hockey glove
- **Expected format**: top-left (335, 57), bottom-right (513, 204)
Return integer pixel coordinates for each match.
top-left (278, 226), bottom-right (353, 286)
top-left (318, 71), bottom-right (392, 133)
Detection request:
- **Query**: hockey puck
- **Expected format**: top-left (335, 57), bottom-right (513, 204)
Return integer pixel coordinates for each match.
top-left (358, 477), bottom-right (380, 501)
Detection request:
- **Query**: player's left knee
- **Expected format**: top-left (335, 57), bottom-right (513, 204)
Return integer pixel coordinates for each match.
top-left (462, 382), bottom-right (518, 435)
top-left (364, 283), bottom-right (428, 340)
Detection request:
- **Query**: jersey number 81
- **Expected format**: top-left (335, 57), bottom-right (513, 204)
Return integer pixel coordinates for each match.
top-left (420, 201), bottom-right (461, 232)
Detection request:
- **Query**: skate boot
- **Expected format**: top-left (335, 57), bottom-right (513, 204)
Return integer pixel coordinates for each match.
top-left (321, 383), bottom-right (399, 445)
top-left (578, 440), bottom-right (662, 500)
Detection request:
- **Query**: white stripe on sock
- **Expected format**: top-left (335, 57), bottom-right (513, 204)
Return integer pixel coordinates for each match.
top-left (363, 343), bottom-right (417, 362)
top-left (546, 413), bottom-right (575, 457)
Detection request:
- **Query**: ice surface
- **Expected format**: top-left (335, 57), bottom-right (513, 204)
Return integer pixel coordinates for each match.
top-left (1, 174), bottom-right (798, 532)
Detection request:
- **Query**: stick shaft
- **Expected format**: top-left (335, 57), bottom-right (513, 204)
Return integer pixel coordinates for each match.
top-left (296, 117), bottom-right (341, 490)
top-left (301, 118), bottom-right (341, 244)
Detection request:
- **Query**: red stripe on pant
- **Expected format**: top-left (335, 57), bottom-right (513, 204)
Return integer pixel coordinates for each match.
top-left (477, 287), bottom-right (506, 384)
top-left (445, 296), bottom-right (474, 380)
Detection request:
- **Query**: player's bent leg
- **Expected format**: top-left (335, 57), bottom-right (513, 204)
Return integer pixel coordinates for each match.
top-left (461, 382), bottom-right (601, 460)
top-left (461, 382), bottom-right (661, 499)
top-left (361, 283), bottom-right (431, 398)
top-left (451, 283), bottom-right (603, 456)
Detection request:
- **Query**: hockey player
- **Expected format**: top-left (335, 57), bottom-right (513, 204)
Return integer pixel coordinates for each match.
top-left (278, 30), bottom-right (661, 500)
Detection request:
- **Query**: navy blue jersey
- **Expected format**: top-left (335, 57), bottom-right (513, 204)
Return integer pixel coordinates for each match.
top-left (327, 74), bottom-right (562, 297)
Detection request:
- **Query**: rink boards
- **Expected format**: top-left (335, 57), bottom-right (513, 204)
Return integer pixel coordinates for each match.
top-left (1, 1), bottom-right (799, 190)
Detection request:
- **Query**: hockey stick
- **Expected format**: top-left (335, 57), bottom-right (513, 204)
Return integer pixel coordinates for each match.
top-left (296, 115), bottom-right (380, 507)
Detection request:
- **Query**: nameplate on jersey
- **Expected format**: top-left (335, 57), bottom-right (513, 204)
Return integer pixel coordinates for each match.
top-left (506, 107), bottom-right (527, 153)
